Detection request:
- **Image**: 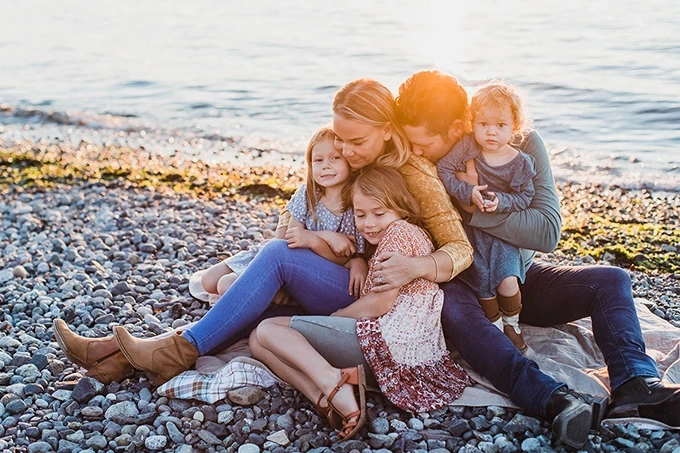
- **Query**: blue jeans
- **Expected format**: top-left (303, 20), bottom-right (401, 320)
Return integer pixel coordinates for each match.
top-left (442, 262), bottom-right (659, 417)
top-left (184, 240), bottom-right (356, 355)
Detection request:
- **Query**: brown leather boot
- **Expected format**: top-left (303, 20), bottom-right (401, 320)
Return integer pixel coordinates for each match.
top-left (52, 319), bottom-right (136, 384)
top-left (113, 326), bottom-right (199, 386)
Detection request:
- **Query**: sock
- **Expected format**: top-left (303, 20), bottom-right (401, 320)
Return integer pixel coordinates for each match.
top-left (478, 297), bottom-right (502, 331)
top-left (498, 291), bottom-right (522, 317)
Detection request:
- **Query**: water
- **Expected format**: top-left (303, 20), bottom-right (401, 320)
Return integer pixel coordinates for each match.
top-left (1, 0), bottom-right (679, 190)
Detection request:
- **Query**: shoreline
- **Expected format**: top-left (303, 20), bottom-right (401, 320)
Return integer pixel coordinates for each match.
top-left (0, 139), bottom-right (679, 452)
top-left (2, 139), bottom-right (679, 274)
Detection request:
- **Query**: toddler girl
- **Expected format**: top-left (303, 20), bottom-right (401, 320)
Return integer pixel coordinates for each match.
top-left (249, 166), bottom-right (472, 439)
top-left (199, 126), bottom-right (366, 300)
top-left (436, 82), bottom-right (536, 352)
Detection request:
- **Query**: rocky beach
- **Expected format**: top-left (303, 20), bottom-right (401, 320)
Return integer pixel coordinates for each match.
top-left (1, 139), bottom-right (679, 453)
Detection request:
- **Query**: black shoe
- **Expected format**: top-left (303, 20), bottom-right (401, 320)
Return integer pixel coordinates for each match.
top-left (608, 376), bottom-right (680, 426)
top-left (546, 387), bottom-right (594, 448)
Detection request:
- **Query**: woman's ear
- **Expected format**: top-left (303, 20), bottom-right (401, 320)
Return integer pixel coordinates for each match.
top-left (447, 119), bottom-right (465, 143)
top-left (383, 122), bottom-right (392, 141)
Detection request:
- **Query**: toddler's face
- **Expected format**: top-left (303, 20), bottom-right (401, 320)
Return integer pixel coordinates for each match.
top-left (473, 105), bottom-right (514, 153)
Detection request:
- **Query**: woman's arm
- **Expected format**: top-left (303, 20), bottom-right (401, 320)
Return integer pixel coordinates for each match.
top-left (332, 288), bottom-right (400, 318)
top-left (373, 156), bottom-right (473, 292)
top-left (467, 131), bottom-right (561, 252)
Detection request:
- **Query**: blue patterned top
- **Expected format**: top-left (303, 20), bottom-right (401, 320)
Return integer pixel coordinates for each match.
top-left (286, 184), bottom-right (365, 254)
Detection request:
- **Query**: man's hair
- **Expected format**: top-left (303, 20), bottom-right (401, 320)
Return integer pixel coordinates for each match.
top-left (395, 70), bottom-right (468, 137)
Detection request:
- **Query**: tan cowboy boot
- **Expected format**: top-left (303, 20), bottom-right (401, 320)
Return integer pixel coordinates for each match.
top-left (113, 326), bottom-right (199, 386)
top-left (52, 319), bottom-right (136, 384)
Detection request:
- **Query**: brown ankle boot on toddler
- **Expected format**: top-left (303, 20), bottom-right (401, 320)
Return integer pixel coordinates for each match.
top-left (498, 292), bottom-right (527, 352)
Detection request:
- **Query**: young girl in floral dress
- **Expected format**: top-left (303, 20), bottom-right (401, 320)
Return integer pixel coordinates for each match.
top-left (249, 166), bottom-right (472, 439)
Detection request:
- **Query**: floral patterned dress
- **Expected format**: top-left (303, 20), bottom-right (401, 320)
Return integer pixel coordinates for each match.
top-left (356, 220), bottom-right (473, 413)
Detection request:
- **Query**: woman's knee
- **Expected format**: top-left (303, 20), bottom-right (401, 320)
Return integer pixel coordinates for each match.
top-left (259, 239), bottom-right (291, 258)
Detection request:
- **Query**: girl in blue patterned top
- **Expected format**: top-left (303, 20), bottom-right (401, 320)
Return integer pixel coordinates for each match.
top-left (201, 126), bottom-right (366, 300)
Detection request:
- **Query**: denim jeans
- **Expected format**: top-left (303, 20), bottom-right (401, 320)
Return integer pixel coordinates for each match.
top-left (184, 239), bottom-right (356, 355)
top-left (442, 262), bottom-right (659, 417)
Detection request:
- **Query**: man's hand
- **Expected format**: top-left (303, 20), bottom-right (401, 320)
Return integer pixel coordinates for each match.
top-left (371, 251), bottom-right (418, 292)
top-left (346, 257), bottom-right (368, 297)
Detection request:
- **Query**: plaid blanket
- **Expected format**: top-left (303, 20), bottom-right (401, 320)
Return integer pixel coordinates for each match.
top-left (157, 356), bottom-right (290, 404)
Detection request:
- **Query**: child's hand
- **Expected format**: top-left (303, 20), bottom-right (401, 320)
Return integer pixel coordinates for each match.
top-left (482, 192), bottom-right (499, 212)
top-left (325, 233), bottom-right (357, 257)
top-left (470, 185), bottom-right (489, 211)
top-left (285, 227), bottom-right (313, 249)
top-left (346, 257), bottom-right (368, 297)
top-left (270, 289), bottom-right (292, 306)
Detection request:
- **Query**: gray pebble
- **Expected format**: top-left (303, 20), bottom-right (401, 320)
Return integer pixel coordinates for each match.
top-left (144, 435), bottom-right (168, 450)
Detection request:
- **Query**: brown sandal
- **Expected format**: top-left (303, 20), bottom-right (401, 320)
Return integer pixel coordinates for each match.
top-left (316, 394), bottom-right (343, 429)
top-left (326, 365), bottom-right (367, 440)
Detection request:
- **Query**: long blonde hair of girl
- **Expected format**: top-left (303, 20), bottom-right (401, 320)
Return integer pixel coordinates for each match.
top-left (304, 126), bottom-right (337, 219)
top-left (346, 166), bottom-right (422, 228)
top-left (333, 78), bottom-right (411, 169)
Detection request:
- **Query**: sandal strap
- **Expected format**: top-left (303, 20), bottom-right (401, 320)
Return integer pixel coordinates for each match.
top-left (326, 370), bottom-right (352, 410)
top-left (338, 410), bottom-right (361, 438)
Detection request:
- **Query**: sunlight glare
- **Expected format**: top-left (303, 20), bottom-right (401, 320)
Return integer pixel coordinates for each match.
top-left (415, 0), bottom-right (474, 72)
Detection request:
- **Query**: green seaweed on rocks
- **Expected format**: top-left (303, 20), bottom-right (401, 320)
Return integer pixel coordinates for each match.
top-left (557, 184), bottom-right (680, 273)
top-left (0, 140), bottom-right (304, 202)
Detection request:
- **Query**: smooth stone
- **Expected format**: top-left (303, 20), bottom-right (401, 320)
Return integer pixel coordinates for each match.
top-left (238, 444), bottom-right (261, 453)
top-left (105, 401), bottom-right (140, 419)
top-left (266, 429), bottom-right (290, 446)
top-left (144, 435), bottom-right (168, 450)
top-left (27, 441), bottom-right (53, 453)
top-left (227, 386), bottom-right (265, 406)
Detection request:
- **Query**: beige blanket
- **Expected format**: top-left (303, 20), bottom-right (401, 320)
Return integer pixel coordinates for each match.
top-left (179, 289), bottom-right (680, 428)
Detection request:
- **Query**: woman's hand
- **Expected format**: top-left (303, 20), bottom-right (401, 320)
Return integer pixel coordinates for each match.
top-left (371, 251), bottom-right (420, 292)
top-left (346, 257), bottom-right (368, 297)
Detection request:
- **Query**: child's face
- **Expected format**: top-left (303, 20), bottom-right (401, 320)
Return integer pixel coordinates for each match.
top-left (473, 105), bottom-right (514, 153)
top-left (311, 139), bottom-right (351, 190)
top-left (353, 189), bottom-right (402, 245)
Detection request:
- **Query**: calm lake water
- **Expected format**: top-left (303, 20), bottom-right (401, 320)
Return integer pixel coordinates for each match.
top-left (1, 0), bottom-right (679, 190)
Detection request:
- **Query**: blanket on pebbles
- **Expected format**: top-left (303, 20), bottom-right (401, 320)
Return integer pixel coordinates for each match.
top-left (159, 274), bottom-right (680, 430)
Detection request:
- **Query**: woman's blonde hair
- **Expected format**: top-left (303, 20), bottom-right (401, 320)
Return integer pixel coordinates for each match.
top-left (345, 166), bottom-right (422, 228)
top-left (469, 81), bottom-right (532, 145)
top-left (333, 78), bottom-right (411, 169)
top-left (304, 125), bottom-right (338, 219)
